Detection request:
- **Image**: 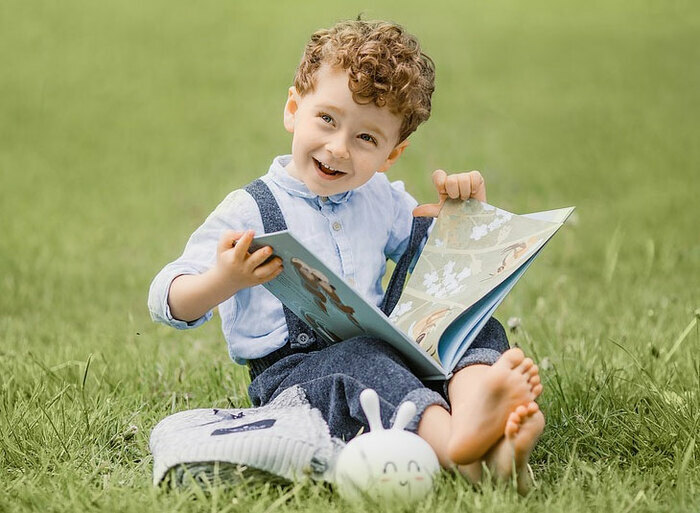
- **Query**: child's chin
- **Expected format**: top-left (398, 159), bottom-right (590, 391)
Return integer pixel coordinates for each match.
top-left (309, 183), bottom-right (348, 196)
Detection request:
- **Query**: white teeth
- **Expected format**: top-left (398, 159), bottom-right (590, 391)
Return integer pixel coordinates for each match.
top-left (316, 159), bottom-right (342, 174)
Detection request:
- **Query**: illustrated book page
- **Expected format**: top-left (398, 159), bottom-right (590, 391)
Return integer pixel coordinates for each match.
top-left (388, 199), bottom-right (574, 368)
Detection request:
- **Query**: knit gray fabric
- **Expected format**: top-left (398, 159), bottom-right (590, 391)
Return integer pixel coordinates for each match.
top-left (149, 386), bottom-right (345, 486)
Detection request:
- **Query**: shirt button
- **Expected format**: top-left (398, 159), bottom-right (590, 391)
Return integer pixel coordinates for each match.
top-left (332, 221), bottom-right (342, 231)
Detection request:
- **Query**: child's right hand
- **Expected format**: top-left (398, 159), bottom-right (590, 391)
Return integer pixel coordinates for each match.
top-left (167, 230), bottom-right (283, 323)
top-left (213, 230), bottom-right (284, 294)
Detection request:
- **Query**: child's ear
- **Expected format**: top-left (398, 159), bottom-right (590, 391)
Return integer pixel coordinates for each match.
top-left (283, 87), bottom-right (299, 133)
top-left (377, 139), bottom-right (410, 173)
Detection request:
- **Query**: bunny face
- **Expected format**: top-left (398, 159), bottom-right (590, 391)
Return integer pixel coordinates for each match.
top-left (335, 430), bottom-right (439, 502)
top-left (334, 389), bottom-right (440, 504)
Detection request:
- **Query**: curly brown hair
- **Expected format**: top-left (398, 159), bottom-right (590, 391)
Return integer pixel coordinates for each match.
top-left (294, 20), bottom-right (435, 143)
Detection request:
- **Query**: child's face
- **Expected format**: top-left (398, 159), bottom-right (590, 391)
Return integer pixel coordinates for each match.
top-left (283, 64), bottom-right (408, 196)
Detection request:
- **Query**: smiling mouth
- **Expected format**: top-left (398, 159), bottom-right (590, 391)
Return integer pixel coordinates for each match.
top-left (314, 158), bottom-right (346, 177)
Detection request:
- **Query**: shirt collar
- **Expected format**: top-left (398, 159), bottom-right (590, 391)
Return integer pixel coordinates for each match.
top-left (268, 155), bottom-right (353, 205)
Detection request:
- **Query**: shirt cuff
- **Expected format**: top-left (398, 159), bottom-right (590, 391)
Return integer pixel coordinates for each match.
top-left (148, 269), bottom-right (213, 329)
top-left (164, 297), bottom-right (212, 329)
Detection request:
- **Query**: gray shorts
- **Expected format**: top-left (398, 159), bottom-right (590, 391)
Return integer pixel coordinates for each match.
top-left (248, 318), bottom-right (509, 440)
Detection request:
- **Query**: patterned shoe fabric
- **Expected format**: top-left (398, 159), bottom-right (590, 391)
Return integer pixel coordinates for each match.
top-left (150, 386), bottom-right (344, 486)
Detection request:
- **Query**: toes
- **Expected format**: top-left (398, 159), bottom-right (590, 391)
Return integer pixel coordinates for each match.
top-left (505, 412), bottom-right (520, 437)
top-left (499, 348), bottom-right (525, 369)
top-left (528, 364), bottom-right (540, 378)
top-left (505, 419), bottom-right (519, 437)
top-left (517, 357), bottom-right (534, 373)
top-left (514, 404), bottom-right (528, 417)
top-left (532, 384), bottom-right (543, 398)
top-left (526, 402), bottom-right (539, 415)
top-left (528, 375), bottom-right (541, 387)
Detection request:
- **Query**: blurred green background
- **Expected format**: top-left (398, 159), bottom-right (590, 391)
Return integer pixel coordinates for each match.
top-left (1, 0), bottom-right (699, 511)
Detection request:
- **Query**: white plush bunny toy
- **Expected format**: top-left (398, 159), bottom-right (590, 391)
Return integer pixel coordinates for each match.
top-left (334, 389), bottom-right (440, 504)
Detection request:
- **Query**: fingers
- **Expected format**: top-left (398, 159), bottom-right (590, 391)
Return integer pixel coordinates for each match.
top-left (412, 202), bottom-right (443, 218)
top-left (439, 170), bottom-right (486, 201)
top-left (431, 169), bottom-right (447, 195)
top-left (218, 229), bottom-right (246, 254)
top-left (434, 169), bottom-right (491, 204)
top-left (231, 230), bottom-right (255, 258)
top-left (470, 171), bottom-right (487, 202)
top-left (413, 169), bottom-right (448, 218)
top-left (252, 257), bottom-right (284, 280)
top-left (246, 245), bottom-right (273, 268)
top-left (446, 175), bottom-right (460, 199)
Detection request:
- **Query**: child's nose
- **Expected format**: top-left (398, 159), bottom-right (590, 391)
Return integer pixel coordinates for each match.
top-left (326, 134), bottom-right (350, 159)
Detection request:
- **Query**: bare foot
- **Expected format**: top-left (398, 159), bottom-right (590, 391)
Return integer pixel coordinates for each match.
top-left (486, 401), bottom-right (545, 495)
top-left (447, 348), bottom-right (538, 464)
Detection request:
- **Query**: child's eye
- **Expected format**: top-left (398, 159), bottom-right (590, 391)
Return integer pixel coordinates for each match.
top-left (319, 113), bottom-right (333, 124)
top-left (358, 133), bottom-right (377, 145)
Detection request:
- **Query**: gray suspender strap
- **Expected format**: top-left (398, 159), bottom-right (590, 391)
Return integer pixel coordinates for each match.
top-left (244, 179), bottom-right (321, 380)
top-left (380, 216), bottom-right (432, 316)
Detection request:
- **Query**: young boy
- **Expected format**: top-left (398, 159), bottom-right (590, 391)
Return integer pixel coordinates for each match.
top-left (149, 19), bottom-right (544, 493)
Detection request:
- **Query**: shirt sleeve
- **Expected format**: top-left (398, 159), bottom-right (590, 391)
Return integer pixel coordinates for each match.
top-left (147, 189), bottom-right (262, 329)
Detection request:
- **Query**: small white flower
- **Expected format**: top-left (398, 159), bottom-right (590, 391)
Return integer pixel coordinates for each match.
top-left (471, 224), bottom-right (489, 240)
top-left (457, 267), bottom-right (472, 280)
top-left (423, 271), bottom-right (438, 288)
top-left (444, 261), bottom-right (456, 274)
top-left (389, 301), bottom-right (414, 321)
top-left (507, 317), bottom-right (521, 331)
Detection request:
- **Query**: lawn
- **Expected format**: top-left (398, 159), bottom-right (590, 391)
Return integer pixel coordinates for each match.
top-left (1, 0), bottom-right (699, 511)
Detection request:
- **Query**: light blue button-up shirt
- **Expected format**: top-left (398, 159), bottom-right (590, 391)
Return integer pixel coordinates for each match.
top-left (148, 155), bottom-right (421, 363)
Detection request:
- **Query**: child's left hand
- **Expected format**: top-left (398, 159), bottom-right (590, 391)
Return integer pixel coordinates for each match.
top-left (412, 169), bottom-right (487, 217)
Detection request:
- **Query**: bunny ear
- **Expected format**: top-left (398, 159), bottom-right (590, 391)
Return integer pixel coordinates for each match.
top-left (392, 401), bottom-right (416, 431)
top-left (360, 389), bottom-right (384, 431)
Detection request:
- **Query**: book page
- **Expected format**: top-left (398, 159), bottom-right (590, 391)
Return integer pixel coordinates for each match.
top-left (251, 231), bottom-right (447, 379)
top-left (389, 199), bottom-right (567, 362)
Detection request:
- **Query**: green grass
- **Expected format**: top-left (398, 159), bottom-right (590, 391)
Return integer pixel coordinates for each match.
top-left (1, 0), bottom-right (699, 511)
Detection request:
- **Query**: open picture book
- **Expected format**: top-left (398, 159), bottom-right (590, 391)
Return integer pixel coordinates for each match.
top-left (251, 199), bottom-right (574, 380)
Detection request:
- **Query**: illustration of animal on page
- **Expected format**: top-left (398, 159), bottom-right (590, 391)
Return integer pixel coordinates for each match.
top-left (407, 307), bottom-right (453, 358)
top-left (489, 236), bottom-right (542, 278)
top-left (291, 257), bottom-right (363, 330)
